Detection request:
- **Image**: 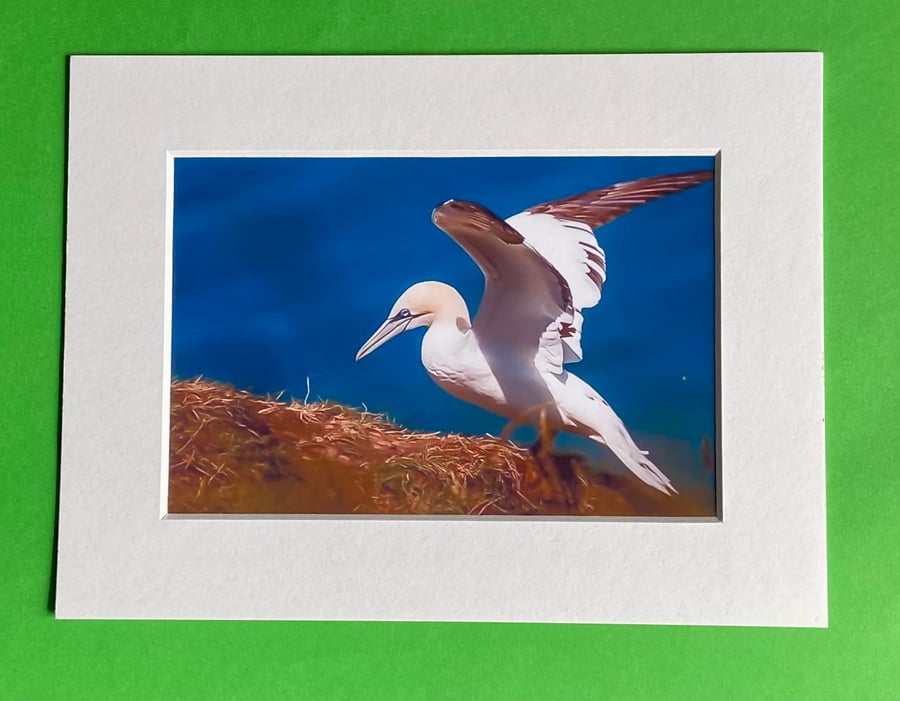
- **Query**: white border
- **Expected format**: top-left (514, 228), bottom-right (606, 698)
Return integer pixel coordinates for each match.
top-left (58, 54), bottom-right (824, 624)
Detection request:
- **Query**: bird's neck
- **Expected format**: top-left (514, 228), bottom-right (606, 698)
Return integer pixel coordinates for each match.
top-left (430, 286), bottom-right (471, 332)
top-left (421, 309), bottom-right (473, 376)
top-left (421, 293), bottom-right (472, 363)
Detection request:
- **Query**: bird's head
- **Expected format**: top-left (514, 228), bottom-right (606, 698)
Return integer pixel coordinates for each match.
top-left (355, 281), bottom-right (466, 361)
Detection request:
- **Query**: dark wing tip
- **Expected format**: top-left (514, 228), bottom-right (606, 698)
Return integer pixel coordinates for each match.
top-left (678, 169), bottom-right (715, 185)
top-left (432, 199), bottom-right (524, 244)
top-left (528, 168), bottom-right (716, 230)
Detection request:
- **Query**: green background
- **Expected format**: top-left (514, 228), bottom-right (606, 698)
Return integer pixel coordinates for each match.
top-left (1, 0), bottom-right (898, 699)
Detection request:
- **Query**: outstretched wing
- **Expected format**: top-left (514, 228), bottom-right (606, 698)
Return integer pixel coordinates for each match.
top-left (432, 170), bottom-right (715, 374)
top-left (507, 170), bottom-right (715, 361)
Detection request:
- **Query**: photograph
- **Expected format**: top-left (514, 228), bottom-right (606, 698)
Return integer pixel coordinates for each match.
top-left (167, 154), bottom-right (717, 516)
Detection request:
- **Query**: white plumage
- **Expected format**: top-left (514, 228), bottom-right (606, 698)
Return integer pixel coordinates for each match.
top-left (356, 170), bottom-right (714, 495)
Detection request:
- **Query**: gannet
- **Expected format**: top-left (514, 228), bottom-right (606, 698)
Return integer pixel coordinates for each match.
top-left (356, 170), bottom-right (714, 495)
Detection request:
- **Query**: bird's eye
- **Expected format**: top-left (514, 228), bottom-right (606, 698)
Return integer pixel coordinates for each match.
top-left (396, 308), bottom-right (411, 319)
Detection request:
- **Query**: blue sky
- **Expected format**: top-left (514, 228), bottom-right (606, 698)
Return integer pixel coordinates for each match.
top-left (171, 155), bottom-right (716, 481)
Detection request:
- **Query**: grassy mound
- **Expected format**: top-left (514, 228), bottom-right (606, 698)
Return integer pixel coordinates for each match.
top-left (168, 379), bottom-right (714, 516)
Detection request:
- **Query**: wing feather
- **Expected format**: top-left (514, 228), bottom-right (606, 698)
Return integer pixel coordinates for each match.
top-left (527, 170), bottom-right (715, 229)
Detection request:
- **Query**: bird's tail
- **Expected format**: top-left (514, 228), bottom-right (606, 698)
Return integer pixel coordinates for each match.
top-left (557, 372), bottom-right (678, 495)
top-left (582, 396), bottom-right (678, 495)
top-left (591, 434), bottom-right (677, 495)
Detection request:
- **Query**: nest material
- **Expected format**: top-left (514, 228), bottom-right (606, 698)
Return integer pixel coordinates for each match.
top-left (168, 379), bottom-right (713, 516)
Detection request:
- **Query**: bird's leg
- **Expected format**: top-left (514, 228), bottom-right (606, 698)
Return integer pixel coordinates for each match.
top-left (500, 419), bottom-right (519, 443)
top-left (537, 407), bottom-right (555, 464)
top-left (529, 410), bottom-right (578, 510)
top-left (554, 455), bottom-right (579, 510)
top-left (503, 402), bottom-right (578, 509)
top-left (528, 409), bottom-right (554, 467)
top-left (528, 409), bottom-right (568, 507)
top-left (504, 400), bottom-right (556, 445)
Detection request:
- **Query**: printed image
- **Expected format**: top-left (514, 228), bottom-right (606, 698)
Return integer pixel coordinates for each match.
top-left (168, 156), bottom-right (717, 516)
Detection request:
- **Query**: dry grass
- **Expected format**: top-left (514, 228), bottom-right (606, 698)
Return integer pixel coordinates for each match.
top-left (168, 379), bottom-right (715, 516)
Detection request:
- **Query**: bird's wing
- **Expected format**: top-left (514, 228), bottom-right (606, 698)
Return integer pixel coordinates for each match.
top-left (432, 170), bottom-right (715, 373)
top-left (432, 200), bottom-right (574, 374)
top-left (506, 170), bottom-right (715, 362)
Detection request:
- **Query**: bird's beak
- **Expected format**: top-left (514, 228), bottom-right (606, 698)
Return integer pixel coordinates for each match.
top-left (355, 317), bottom-right (410, 361)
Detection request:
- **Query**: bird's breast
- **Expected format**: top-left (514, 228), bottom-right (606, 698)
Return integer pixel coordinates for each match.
top-left (420, 326), bottom-right (514, 417)
top-left (420, 324), bottom-right (551, 421)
